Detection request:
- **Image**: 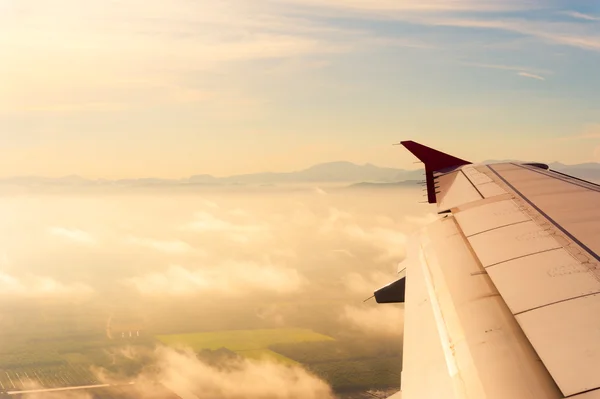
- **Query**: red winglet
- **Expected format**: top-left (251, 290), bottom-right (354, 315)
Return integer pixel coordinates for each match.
top-left (400, 141), bottom-right (470, 172)
top-left (400, 141), bottom-right (471, 204)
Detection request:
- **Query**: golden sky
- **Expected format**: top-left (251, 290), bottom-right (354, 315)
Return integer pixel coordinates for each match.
top-left (1, 0), bottom-right (599, 178)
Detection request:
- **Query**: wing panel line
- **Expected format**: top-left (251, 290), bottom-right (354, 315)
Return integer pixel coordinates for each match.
top-left (459, 169), bottom-right (484, 199)
top-left (514, 290), bottom-right (600, 317)
top-left (466, 219), bottom-right (530, 238)
top-left (488, 165), bottom-right (600, 263)
top-left (515, 163), bottom-right (600, 194)
top-left (485, 247), bottom-right (562, 269)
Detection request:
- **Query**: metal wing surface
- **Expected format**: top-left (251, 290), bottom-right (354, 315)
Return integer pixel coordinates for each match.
top-left (380, 141), bottom-right (600, 399)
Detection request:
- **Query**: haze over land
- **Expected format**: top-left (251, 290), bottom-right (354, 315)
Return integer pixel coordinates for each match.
top-left (0, 182), bottom-right (431, 398)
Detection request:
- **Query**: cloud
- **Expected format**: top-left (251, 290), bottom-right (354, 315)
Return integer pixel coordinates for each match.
top-left (280, 0), bottom-right (537, 12)
top-left (343, 224), bottom-right (407, 260)
top-left (564, 11), bottom-right (600, 22)
top-left (200, 199), bottom-right (220, 209)
top-left (0, 0), bottom-right (350, 115)
top-left (8, 388), bottom-right (93, 399)
top-left (183, 211), bottom-right (269, 243)
top-left (416, 17), bottom-right (600, 52)
top-left (125, 262), bottom-right (305, 297)
top-left (126, 236), bottom-right (198, 255)
top-left (461, 62), bottom-right (551, 76)
top-left (403, 213), bottom-right (438, 226)
top-left (228, 208), bottom-right (250, 217)
top-left (557, 124), bottom-right (600, 141)
top-left (517, 71), bottom-right (545, 80)
top-left (48, 227), bottom-right (96, 245)
top-left (313, 187), bottom-right (327, 195)
top-left (331, 249), bottom-right (356, 258)
top-left (318, 207), bottom-right (354, 233)
top-left (341, 271), bottom-right (392, 295)
top-left (342, 305), bottom-right (404, 336)
top-left (0, 272), bottom-right (93, 298)
top-left (133, 346), bottom-right (334, 399)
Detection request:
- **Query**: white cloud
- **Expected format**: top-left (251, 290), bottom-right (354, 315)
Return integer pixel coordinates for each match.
top-left (279, 0), bottom-right (537, 12)
top-left (200, 199), bottom-right (220, 209)
top-left (461, 62), bottom-right (551, 76)
top-left (319, 207), bottom-right (354, 233)
top-left (564, 11), bottom-right (600, 22)
top-left (125, 262), bottom-right (305, 297)
top-left (48, 227), bottom-right (96, 245)
top-left (313, 186), bottom-right (327, 195)
top-left (134, 346), bottom-right (334, 399)
top-left (404, 213), bottom-right (439, 225)
top-left (331, 249), bottom-right (356, 258)
top-left (556, 124), bottom-right (600, 141)
top-left (517, 71), bottom-right (545, 80)
top-left (416, 17), bottom-right (600, 52)
top-left (341, 271), bottom-right (392, 295)
top-left (183, 211), bottom-right (270, 244)
top-left (0, 0), bottom-right (349, 114)
top-left (343, 224), bottom-right (407, 260)
top-left (126, 236), bottom-right (197, 255)
top-left (0, 272), bottom-right (93, 298)
top-left (228, 208), bottom-right (250, 217)
top-left (342, 305), bottom-right (404, 336)
top-left (185, 211), bottom-right (266, 233)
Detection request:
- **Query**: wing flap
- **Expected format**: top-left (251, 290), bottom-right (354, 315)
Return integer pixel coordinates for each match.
top-left (454, 199), bottom-right (530, 237)
top-left (467, 221), bottom-right (562, 267)
top-left (401, 217), bottom-right (562, 399)
top-left (486, 248), bottom-right (600, 314)
top-left (517, 294), bottom-right (600, 396)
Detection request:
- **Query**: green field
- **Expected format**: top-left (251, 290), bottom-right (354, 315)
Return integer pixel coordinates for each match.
top-left (235, 349), bottom-right (299, 365)
top-left (156, 328), bottom-right (333, 363)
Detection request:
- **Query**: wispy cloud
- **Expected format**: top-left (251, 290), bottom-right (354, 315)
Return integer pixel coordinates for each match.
top-left (462, 62), bottom-right (550, 76)
top-left (48, 227), bottom-right (96, 245)
top-left (419, 17), bottom-right (600, 52)
top-left (280, 0), bottom-right (540, 13)
top-left (557, 124), bottom-right (600, 141)
top-left (517, 71), bottom-right (545, 80)
top-left (564, 11), bottom-right (600, 22)
top-left (126, 236), bottom-right (199, 255)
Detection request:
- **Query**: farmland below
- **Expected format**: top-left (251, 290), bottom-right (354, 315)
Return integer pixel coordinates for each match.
top-left (0, 188), bottom-right (420, 397)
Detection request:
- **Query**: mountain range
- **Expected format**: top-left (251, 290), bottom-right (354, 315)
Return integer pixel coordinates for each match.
top-left (1, 161), bottom-right (599, 188)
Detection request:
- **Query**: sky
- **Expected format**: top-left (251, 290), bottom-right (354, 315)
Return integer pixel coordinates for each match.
top-left (1, 0), bottom-right (600, 178)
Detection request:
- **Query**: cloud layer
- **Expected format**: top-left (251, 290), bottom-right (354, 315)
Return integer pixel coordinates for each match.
top-left (125, 262), bottom-right (304, 297)
top-left (343, 305), bottom-right (404, 336)
top-left (139, 347), bottom-right (334, 399)
top-left (0, 271), bottom-right (93, 298)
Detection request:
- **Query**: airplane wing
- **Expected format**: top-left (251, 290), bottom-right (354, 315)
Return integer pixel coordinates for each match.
top-left (378, 141), bottom-right (600, 399)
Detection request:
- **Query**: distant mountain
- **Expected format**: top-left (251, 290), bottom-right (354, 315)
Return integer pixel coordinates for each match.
top-left (346, 180), bottom-right (421, 189)
top-left (549, 162), bottom-right (600, 181)
top-left (1, 160), bottom-right (600, 188)
top-left (0, 162), bottom-right (424, 188)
